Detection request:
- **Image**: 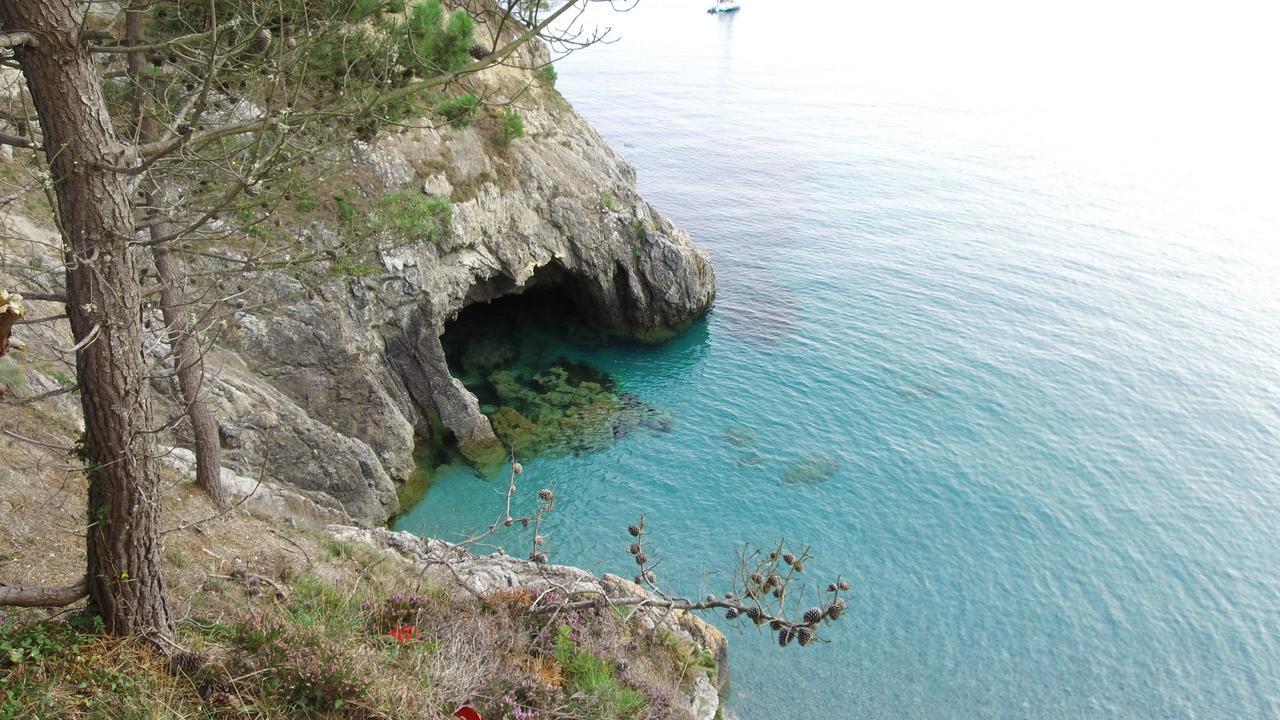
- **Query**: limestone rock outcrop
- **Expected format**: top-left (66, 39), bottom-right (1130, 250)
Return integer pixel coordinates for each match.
top-left (1, 20), bottom-right (714, 528)
top-left (195, 35), bottom-right (715, 524)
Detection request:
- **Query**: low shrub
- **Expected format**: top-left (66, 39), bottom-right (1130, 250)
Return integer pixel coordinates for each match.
top-left (537, 63), bottom-right (557, 87)
top-left (552, 625), bottom-right (647, 718)
top-left (435, 93), bottom-right (480, 127)
top-left (500, 107), bottom-right (525, 145)
top-left (230, 613), bottom-right (369, 711)
top-left (371, 189), bottom-right (452, 241)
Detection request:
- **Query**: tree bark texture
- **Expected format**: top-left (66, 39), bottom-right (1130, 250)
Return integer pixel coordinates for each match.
top-left (0, 0), bottom-right (173, 636)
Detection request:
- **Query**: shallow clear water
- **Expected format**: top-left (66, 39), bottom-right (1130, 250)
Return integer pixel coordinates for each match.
top-left (396, 1), bottom-right (1280, 717)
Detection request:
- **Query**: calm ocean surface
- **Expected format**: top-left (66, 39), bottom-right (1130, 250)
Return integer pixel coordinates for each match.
top-left (397, 1), bottom-right (1280, 717)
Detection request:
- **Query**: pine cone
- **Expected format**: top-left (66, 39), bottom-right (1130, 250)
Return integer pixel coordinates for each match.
top-left (724, 608), bottom-right (740, 620)
top-left (538, 488), bottom-right (553, 501)
top-left (468, 43), bottom-right (491, 60)
top-left (629, 542), bottom-right (641, 555)
top-left (777, 627), bottom-right (794, 647)
top-left (796, 626), bottom-right (814, 646)
top-left (839, 580), bottom-right (850, 591)
top-left (826, 599), bottom-right (847, 620)
top-left (200, 680), bottom-right (232, 703)
top-left (251, 28), bottom-right (272, 54)
top-left (168, 651), bottom-right (205, 677)
top-left (627, 523), bottom-right (642, 537)
top-left (782, 553), bottom-right (795, 565)
top-left (635, 552), bottom-right (648, 566)
top-left (803, 607), bottom-right (823, 624)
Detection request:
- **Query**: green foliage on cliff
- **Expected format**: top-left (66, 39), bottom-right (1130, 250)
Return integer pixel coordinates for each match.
top-left (537, 63), bottom-right (559, 87)
top-left (399, 0), bottom-right (476, 76)
top-left (151, 0), bottom-right (476, 131)
top-left (553, 625), bottom-right (647, 718)
top-left (435, 93), bottom-right (481, 126)
top-left (371, 189), bottom-right (452, 241)
top-left (500, 107), bottom-right (526, 145)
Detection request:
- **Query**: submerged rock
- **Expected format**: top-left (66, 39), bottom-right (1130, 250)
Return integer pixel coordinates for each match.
top-left (782, 454), bottom-right (840, 485)
top-left (721, 426), bottom-right (757, 448)
top-left (481, 358), bottom-right (671, 458)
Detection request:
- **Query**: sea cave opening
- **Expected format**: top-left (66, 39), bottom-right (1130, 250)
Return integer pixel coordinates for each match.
top-left (440, 267), bottom-right (672, 461)
top-left (396, 266), bottom-right (675, 517)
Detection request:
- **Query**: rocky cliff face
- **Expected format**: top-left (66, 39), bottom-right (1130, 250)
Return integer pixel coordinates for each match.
top-left (1, 9), bottom-right (713, 522)
top-left (187, 35), bottom-right (715, 524)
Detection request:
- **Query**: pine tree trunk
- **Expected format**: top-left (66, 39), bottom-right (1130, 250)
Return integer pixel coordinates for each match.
top-left (125, 10), bottom-right (228, 511)
top-left (0, 0), bottom-right (173, 637)
top-left (152, 243), bottom-right (229, 510)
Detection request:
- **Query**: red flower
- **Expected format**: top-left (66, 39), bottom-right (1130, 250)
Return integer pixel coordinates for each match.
top-left (387, 624), bottom-right (418, 643)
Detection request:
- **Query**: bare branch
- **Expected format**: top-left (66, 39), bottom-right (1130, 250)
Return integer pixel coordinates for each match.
top-left (12, 292), bottom-right (65, 303)
top-left (1, 428), bottom-right (74, 452)
top-left (1, 384), bottom-right (77, 405)
top-left (0, 131), bottom-right (39, 150)
top-left (0, 577), bottom-right (88, 607)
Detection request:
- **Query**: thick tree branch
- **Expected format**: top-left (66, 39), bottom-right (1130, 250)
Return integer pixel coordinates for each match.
top-left (0, 131), bottom-right (39, 150)
top-left (0, 577), bottom-right (88, 607)
top-left (0, 31), bottom-right (36, 48)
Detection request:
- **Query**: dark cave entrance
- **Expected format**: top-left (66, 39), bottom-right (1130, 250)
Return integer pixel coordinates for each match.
top-left (396, 267), bottom-right (675, 517)
top-left (439, 269), bottom-right (672, 461)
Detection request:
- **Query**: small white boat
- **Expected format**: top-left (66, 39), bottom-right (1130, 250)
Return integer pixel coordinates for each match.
top-left (707, 0), bottom-right (740, 13)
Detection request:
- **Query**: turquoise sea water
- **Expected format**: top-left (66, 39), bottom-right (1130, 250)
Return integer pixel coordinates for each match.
top-left (397, 1), bottom-right (1280, 717)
